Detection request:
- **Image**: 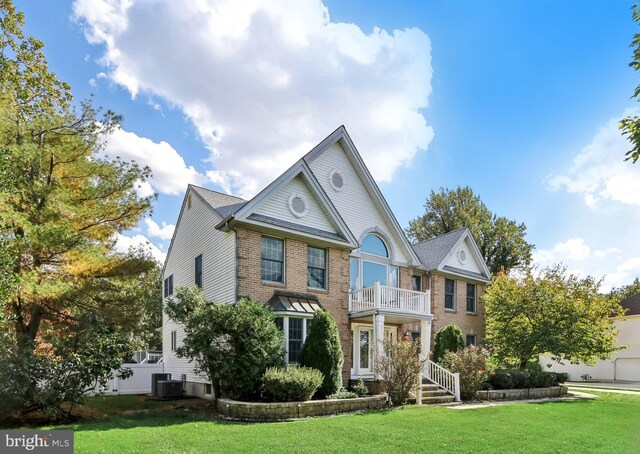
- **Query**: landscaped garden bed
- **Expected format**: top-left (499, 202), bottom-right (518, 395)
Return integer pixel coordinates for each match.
top-left (217, 394), bottom-right (387, 420)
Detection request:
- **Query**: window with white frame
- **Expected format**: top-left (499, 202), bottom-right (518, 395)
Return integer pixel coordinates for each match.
top-left (163, 274), bottom-right (173, 297)
top-left (466, 334), bottom-right (477, 347)
top-left (445, 278), bottom-right (455, 310)
top-left (262, 236), bottom-right (284, 283)
top-left (412, 275), bottom-right (422, 292)
top-left (350, 233), bottom-right (399, 290)
top-left (466, 283), bottom-right (476, 313)
top-left (170, 330), bottom-right (177, 351)
top-left (195, 255), bottom-right (203, 288)
top-left (274, 316), bottom-right (310, 364)
top-left (307, 246), bottom-right (327, 290)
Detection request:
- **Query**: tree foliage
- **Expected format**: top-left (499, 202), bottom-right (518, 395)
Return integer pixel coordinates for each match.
top-left (483, 266), bottom-right (625, 369)
top-left (406, 186), bottom-right (534, 274)
top-left (432, 323), bottom-right (465, 363)
top-left (620, 4), bottom-right (640, 163)
top-left (0, 1), bottom-right (160, 420)
top-left (165, 288), bottom-right (284, 401)
top-left (299, 310), bottom-right (344, 398)
top-left (0, 315), bottom-right (132, 422)
top-left (609, 276), bottom-right (640, 304)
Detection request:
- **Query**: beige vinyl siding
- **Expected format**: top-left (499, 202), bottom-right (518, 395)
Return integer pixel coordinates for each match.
top-left (162, 188), bottom-right (236, 383)
top-left (308, 143), bottom-right (410, 264)
top-left (443, 238), bottom-right (483, 274)
top-left (253, 175), bottom-right (337, 233)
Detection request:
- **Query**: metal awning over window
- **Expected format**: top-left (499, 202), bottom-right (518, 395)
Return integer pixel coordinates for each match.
top-left (266, 290), bottom-right (324, 316)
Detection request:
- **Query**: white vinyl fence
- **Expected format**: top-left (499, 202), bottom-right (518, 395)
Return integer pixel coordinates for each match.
top-left (94, 363), bottom-right (165, 395)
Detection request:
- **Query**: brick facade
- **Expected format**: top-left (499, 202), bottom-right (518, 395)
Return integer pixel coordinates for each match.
top-left (430, 273), bottom-right (486, 346)
top-left (236, 227), bottom-right (353, 381)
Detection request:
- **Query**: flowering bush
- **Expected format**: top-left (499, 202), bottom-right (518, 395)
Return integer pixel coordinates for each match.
top-left (375, 336), bottom-right (426, 405)
top-left (441, 346), bottom-right (493, 400)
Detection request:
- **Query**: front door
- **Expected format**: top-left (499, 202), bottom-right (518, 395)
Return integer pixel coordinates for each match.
top-left (357, 326), bottom-right (373, 374)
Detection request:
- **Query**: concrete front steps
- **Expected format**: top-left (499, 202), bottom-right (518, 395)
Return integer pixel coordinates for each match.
top-left (408, 383), bottom-right (456, 405)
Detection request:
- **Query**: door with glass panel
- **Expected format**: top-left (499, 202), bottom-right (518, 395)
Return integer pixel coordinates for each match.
top-left (357, 326), bottom-right (373, 374)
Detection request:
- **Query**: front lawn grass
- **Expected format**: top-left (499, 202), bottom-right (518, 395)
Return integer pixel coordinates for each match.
top-left (44, 393), bottom-right (638, 453)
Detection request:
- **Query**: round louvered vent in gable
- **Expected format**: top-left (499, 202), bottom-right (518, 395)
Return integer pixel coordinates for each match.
top-left (457, 249), bottom-right (467, 265)
top-left (329, 170), bottom-right (344, 191)
top-left (288, 193), bottom-right (308, 218)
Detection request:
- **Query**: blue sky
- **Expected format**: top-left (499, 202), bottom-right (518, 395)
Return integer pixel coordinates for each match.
top-left (16, 0), bottom-right (640, 289)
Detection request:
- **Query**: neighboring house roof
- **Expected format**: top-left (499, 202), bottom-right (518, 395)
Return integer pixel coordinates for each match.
top-left (189, 185), bottom-right (246, 218)
top-left (411, 227), bottom-right (492, 283)
top-left (620, 294), bottom-right (640, 316)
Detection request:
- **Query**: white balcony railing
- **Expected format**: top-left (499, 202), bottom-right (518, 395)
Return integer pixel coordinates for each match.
top-left (348, 281), bottom-right (431, 315)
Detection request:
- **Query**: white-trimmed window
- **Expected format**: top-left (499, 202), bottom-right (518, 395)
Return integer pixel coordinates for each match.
top-left (307, 246), bottom-right (327, 290)
top-left (170, 330), bottom-right (177, 351)
top-left (445, 278), bottom-right (456, 311)
top-left (466, 283), bottom-right (476, 313)
top-left (195, 254), bottom-right (203, 288)
top-left (350, 233), bottom-right (399, 290)
top-left (466, 334), bottom-right (477, 347)
top-left (163, 274), bottom-right (173, 297)
top-left (262, 236), bottom-right (285, 283)
top-left (274, 316), bottom-right (310, 363)
top-left (412, 275), bottom-right (422, 292)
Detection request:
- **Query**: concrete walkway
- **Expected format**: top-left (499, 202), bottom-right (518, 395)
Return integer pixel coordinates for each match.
top-left (566, 381), bottom-right (640, 391)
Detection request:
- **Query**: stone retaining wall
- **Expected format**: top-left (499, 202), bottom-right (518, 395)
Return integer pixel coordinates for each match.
top-left (217, 395), bottom-right (388, 420)
top-left (476, 385), bottom-right (568, 401)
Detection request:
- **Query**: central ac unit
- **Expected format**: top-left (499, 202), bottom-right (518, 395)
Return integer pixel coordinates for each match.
top-left (157, 380), bottom-right (183, 398)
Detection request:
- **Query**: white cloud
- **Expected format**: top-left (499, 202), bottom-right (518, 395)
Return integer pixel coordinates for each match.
top-left (533, 238), bottom-right (591, 265)
top-left (100, 126), bottom-right (207, 195)
top-left (546, 111), bottom-right (640, 208)
top-left (604, 257), bottom-right (640, 290)
top-left (114, 233), bottom-right (166, 263)
top-left (145, 218), bottom-right (175, 240)
top-left (73, 0), bottom-right (434, 198)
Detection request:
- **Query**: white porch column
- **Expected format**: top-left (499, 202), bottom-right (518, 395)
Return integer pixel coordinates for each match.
top-left (373, 312), bottom-right (385, 379)
top-left (420, 319), bottom-right (432, 360)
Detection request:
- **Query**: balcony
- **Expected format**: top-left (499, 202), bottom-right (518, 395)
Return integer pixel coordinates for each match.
top-left (348, 282), bottom-right (431, 316)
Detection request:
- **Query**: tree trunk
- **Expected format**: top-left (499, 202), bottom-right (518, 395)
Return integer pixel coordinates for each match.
top-left (519, 358), bottom-right (528, 370)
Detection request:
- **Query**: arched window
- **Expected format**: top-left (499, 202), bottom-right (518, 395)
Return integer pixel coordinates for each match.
top-left (350, 233), bottom-right (398, 290)
top-left (361, 234), bottom-right (388, 257)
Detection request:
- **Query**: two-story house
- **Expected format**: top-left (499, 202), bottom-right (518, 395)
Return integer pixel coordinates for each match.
top-left (161, 126), bottom-right (491, 398)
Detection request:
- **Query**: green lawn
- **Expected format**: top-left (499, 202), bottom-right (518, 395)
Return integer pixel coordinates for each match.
top-left (42, 393), bottom-right (638, 453)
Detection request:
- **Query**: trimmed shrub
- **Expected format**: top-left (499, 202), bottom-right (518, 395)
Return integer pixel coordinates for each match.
top-left (441, 346), bottom-right (493, 401)
top-left (165, 290), bottom-right (284, 401)
top-left (327, 388), bottom-right (359, 399)
top-left (262, 366), bottom-right (324, 402)
top-left (299, 310), bottom-right (344, 398)
top-left (486, 369), bottom-right (565, 389)
top-left (350, 378), bottom-right (369, 397)
top-left (433, 324), bottom-right (464, 363)
top-left (551, 372), bottom-right (569, 385)
top-left (488, 370), bottom-right (513, 390)
top-left (375, 337), bottom-right (426, 405)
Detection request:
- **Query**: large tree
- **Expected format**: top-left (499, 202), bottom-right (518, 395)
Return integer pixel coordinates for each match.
top-left (620, 4), bottom-right (640, 163)
top-left (0, 2), bottom-right (162, 419)
top-left (483, 266), bottom-right (624, 369)
top-left (406, 186), bottom-right (533, 274)
top-left (0, 1), bottom-right (156, 351)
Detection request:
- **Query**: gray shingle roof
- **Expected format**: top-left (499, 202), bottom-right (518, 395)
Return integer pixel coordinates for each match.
top-left (266, 290), bottom-right (325, 314)
top-left (411, 228), bottom-right (468, 270)
top-left (620, 294), bottom-right (640, 316)
top-left (190, 185), bottom-right (246, 218)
